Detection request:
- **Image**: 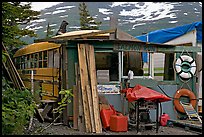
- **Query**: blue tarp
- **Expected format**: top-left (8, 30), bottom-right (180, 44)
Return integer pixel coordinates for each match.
top-left (135, 21), bottom-right (202, 62)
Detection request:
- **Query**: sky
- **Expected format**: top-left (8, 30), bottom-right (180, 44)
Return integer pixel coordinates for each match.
top-left (30, 2), bottom-right (63, 11)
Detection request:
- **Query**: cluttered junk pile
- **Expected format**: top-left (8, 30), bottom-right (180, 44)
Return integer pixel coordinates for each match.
top-left (99, 84), bottom-right (171, 133)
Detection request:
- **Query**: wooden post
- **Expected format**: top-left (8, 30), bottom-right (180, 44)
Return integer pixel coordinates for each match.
top-left (73, 63), bottom-right (79, 130)
top-left (28, 70), bottom-right (34, 130)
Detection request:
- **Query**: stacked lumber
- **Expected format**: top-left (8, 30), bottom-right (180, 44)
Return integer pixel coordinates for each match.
top-left (77, 44), bottom-right (102, 133)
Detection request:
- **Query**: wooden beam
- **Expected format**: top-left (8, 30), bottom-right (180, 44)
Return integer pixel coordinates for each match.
top-left (77, 76), bottom-right (86, 132)
top-left (86, 85), bottom-right (95, 132)
top-left (49, 29), bottom-right (116, 41)
top-left (73, 85), bottom-right (78, 129)
top-left (113, 41), bottom-right (201, 53)
top-left (86, 45), bottom-right (102, 133)
top-left (75, 63), bottom-right (85, 131)
top-left (78, 44), bottom-right (92, 133)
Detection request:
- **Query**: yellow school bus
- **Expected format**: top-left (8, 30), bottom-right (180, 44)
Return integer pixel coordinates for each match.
top-left (13, 42), bottom-right (61, 101)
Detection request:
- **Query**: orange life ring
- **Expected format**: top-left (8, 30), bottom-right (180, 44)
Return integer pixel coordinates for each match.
top-left (173, 88), bottom-right (197, 113)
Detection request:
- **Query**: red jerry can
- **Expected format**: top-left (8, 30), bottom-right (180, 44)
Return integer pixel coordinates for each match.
top-left (110, 113), bottom-right (128, 132)
top-left (100, 105), bottom-right (117, 129)
top-left (160, 113), bottom-right (170, 126)
top-left (100, 108), bottom-right (114, 128)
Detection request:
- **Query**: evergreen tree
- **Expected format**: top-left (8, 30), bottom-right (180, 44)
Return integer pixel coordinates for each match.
top-left (2, 2), bottom-right (40, 55)
top-left (78, 2), bottom-right (102, 30)
top-left (46, 22), bottom-right (53, 38)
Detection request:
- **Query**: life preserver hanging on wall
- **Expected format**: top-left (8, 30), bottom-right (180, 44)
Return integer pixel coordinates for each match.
top-left (173, 88), bottom-right (197, 113)
top-left (174, 55), bottom-right (196, 80)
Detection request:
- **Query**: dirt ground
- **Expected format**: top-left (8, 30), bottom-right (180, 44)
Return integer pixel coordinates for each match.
top-left (25, 118), bottom-right (201, 135)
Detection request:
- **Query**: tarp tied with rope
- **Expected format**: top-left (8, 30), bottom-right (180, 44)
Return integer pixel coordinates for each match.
top-left (121, 84), bottom-right (171, 103)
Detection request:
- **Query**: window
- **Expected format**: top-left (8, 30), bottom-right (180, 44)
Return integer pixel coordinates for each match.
top-left (39, 52), bottom-right (43, 68)
top-left (15, 57), bottom-right (21, 69)
top-left (30, 54), bottom-right (34, 68)
top-left (43, 51), bottom-right (47, 68)
top-left (25, 55), bottom-right (30, 68)
top-left (95, 52), bottom-right (119, 83)
top-left (122, 51), bottom-right (143, 77)
top-left (21, 56), bottom-right (25, 69)
top-left (34, 53), bottom-right (38, 68)
top-left (48, 49), bottom-right (60, 68)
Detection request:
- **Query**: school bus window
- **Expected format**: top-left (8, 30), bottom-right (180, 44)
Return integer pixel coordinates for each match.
top-left (43, 51), bottom-right (48, 68)
top-left (30, 54), bottom-right (34, 68)
top-left (34, 53), bottom-right (38, 68)
top-left (15, 57), bottom-right (21, 69)
top-left (28, 55), bottom-right (31, 68)
top-left (54, 49), bottom-right (59, 68)
top-left (21, 56), bottom-right (25, 69)
top-left (25, 55), bottom-right (30, 68)
top-left (39, 52), bottom-right (43, 68)
top-left (25, 55), bottom-right (27, 69)
top-left (48, 50), bottom-right (53, 68)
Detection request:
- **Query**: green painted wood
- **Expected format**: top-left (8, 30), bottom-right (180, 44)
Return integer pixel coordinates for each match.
top-left (114, 43), bottom-right (201, 53)
top-left (67, 47), bottom-right (78, 117)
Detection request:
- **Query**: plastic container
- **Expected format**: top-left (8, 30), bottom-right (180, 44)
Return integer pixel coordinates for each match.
top-left (160, 113), bottom-right (170, 126)
top-left (100, 108), bottom-right (114, 128)
top-left (110, 113), bottom-right (128, 132)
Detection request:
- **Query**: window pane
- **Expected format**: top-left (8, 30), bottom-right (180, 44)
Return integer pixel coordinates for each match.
top-left (43, 51), bottom-right (47, 60)
top-left (34, 53), bottom-right (38, 68)
top-left (15, 57), bottom-right (21, 69)
top-left (21, 56), bottom-right (25, 69)
top-left (95, 52), bottom-right (119, 82)
top-left (39, 52), bottom-right (42, 68)
top-left (123, 51), bottom-right (143, 76)
top-left (43, 51), bottom-right (47, 68)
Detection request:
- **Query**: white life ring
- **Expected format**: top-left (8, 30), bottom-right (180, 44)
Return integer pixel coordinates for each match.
top-left (174, 55), bottom-right (196, 79)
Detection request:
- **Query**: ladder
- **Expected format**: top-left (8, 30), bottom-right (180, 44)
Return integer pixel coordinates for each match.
top-left (180, 101), bottom-right (202, 123)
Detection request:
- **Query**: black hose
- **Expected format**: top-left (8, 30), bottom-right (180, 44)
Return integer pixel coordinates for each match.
top-left (157, 85), bottom-right (174, 99)
top-left (157, 85), bottom-right (199, 101)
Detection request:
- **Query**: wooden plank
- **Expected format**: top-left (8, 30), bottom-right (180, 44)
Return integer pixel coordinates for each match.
top-left (35, 108), bottom-right (44, 123)
top-left (73, 63), bottom-right (79, 130)
top-left (85, 45), bottom-right (95, 133)
top-left (41, 104), bottom-right (52, 118)
top-left (77, 76), bottom-right (86, 132)
top-left (62, 44), bottom-right (69, 125)
top-left (86, 85), bottom-right (95, 132)
top-left (78, 44), bottom-right (92, 133)
top-left (50, 29), bottom-right (116, 41)
top-left (75, 63), bottom-right (85, 132)
top-left (86, 45), bottom-right (102, 133)
top-left (73, 85), bottom-right (78, 129)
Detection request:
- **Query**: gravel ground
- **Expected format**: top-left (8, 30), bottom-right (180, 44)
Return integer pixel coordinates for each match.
top-left (25, 118), bottom-right (201, 135)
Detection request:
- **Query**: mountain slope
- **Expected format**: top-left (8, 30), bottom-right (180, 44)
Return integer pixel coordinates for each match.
top-left (21, 2), bottom-right (202, 44)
